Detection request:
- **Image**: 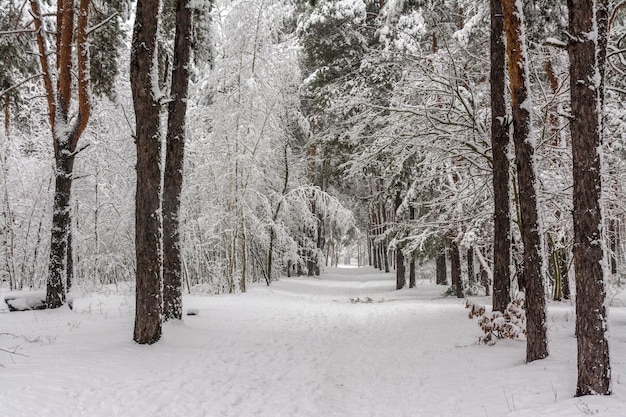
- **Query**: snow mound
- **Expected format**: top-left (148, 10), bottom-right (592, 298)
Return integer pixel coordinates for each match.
top-left (4, 291), bottom-right (46, 311)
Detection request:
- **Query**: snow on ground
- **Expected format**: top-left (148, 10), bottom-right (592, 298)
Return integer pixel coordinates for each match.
top-left (1, 267), bottom-right (625, 417)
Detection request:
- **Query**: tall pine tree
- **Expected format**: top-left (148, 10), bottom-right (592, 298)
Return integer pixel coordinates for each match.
top-left (502, 0), bottom-right (548, 362)
top-left (568, 0), bottom-right (611, 396)
top-left (131, 0), bottom-right (163, 344)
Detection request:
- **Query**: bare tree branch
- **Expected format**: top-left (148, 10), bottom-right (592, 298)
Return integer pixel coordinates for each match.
top-left (0, 73), bottom-right (44, 98)
top-left (86, 12), bottom-right (119, 36)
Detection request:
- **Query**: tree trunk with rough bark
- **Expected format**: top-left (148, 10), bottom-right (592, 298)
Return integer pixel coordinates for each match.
top-left (30, 0), bottom-right (91, 309)
top-left (396, 249), bottom-right (405, 289)
top-left (567, 0), bottom-right (611, 396)
top-left (394, 191), bottom-right (405, 289)
top-left (561, 247), bottom-right (571, 300)
top-left (467, 248), bottom-right (474, 284)
top-left (163, 0), bottom-right (193, 321)
top-left (409, 206), bottom-right (416, 288)
top-left (131, 0), bottom-right (162, 344)
top-left (451, 244), bottom-right (462, 298)
top-left (436, 251), bottom-right (447, 285)
top-left (381, 203), bottom-right (389, 273)
top-left (47, 156), bottom-right (74, 307)
top-left (491, 0), bottom-right (511, 314)
top-left (66, 205), bottom-right (73, 292)
top-left (609, 219), bottom-right (618, 275)
top-left (502, 0), bottom-right (548, 363)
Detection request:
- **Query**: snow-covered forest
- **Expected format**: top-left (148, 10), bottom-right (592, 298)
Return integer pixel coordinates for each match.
top-left (1, 0), bottom-right (626, 415)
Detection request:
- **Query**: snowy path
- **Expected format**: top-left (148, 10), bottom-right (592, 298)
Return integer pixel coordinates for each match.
top-left (1, 267), bottom-right (625, 417)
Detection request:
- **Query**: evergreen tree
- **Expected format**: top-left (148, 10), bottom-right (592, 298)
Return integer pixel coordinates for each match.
top-left (0, 1), bottom-right (38, 116)
top-left (490, 0), bottom-right (511, 313)
top-left (27, 0), bottom-right (93, 309)
top-left (163, 0), bottom-right (195, 321)
top-left (568, 0), bottom-right (612, 396)
top-left (131, 0), bottom-right (163, 344)
top-left (502, 0), bottom-right (548, 363)
top-left (1, 0), bottom-right (128, 306)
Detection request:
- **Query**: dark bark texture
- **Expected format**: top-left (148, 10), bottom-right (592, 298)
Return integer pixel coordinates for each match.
top-left (47, 155), bottom-right (74, 308)
top-left (467, 248), bottom-right (474, 283)
top-left (32, 0), bottom-right (91, 309)
top-left (609, 220), bottom-right (617, 275)
top-left (436, 251), bottom-right (447, 285)
top-left (163, 0), bottom-right (193, 321)
top-left (491, 0), bottom-right (511, 313)
top-left (409, 206), bottom-right (416, 288)
top-left (451, 244), bottom-right (462, 298)
top-left (381, 204), bottom-right (390, 273)
top-left (395, 191), bottom-right (405, 289)
top-left (66, 223), bottom-right (73, 292)
top-left (131, 0), bottom-right (162, 344)
top-left (568, 0), bottom-right (611, 396)
top-left (396, 250), bottom-right (405, 290)
top-left (502, 0), bottom-right (548, 363)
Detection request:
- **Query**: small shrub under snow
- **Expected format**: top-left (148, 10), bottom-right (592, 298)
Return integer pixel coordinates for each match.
top-left (465, 294), bottom-right (526, 345)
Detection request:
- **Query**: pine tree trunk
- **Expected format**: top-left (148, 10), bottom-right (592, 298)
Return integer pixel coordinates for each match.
top-left (31, 0), bottom-right (91, 309)
top-left (609, 219), bottom-right (617, 275)
top-left (383, 245), bottom-right (390, 273)
top-left (567, 0), bottom-right (611, 396)
top-left (131, 0), bottom-right (162, 344)
top-left (396, 250), bottom-right (405, 290)
top-left (467, 248), bottom-right (474, 284)
top-left (409, 206), bottom-right (416, 288)
top-left (451, 244), bottom-right (462, 298)
top-left (371, 240), bottom-right (377, 269)
top-left (436, 251), bottom-right (447, 285)
top-left (502, 0), bottom-right (548, 363)
top-left (370, 208), bottom-right (378, 269)
top-left (66, 220), bottom-right (73, 292)
top-left (267, 227), bottom-right (276, 282)
top-left (561, 251), bottom-right (571, 300)
top-left (491, 0), bottom-right (511, 314)
top-left (395, 191), bottom-right (405, 289)
top-left (551, 248), bottom-right (563, 302)
top-left (315, 212), bottom-right (323, 276)
top-left (240, 219), bottom-right (247, 291)
top-left (374, 242), bottom-right (380, 270)
top-left (163, 0), bottom-right (193, 321)
top-left (47, 154), bottom-right (74, 308)
top-left (381, 203), bottom-right (389, 273)
top-left (481, 265), bottom-right (490, 296)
